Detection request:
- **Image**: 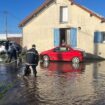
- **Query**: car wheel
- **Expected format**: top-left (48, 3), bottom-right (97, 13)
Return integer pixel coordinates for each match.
top-left (72, 57), bottom-right (80, 64)
top-left (42, 55), bottom-right (50, 61)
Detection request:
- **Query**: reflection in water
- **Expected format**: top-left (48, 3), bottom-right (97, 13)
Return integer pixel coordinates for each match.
top-left (16, 78), bottom-right (42, 105)
top-left (1, 61), bottom-right (105, 105)
top-left (92, 61), bottom-right (105, 105)
top-left (40, 62), bottom-right (85, 76)
top-left (0, 58), bottom-right (3, 62)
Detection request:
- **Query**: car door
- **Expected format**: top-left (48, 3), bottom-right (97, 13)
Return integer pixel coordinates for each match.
top-left (52, 47), bottom-right (69, 61)
top-left (61, 47), bottom-right (75, 61)
top-left (59, 47), bottom-right (70, 61)
top-left (50, 47), bottom-right (63, 61)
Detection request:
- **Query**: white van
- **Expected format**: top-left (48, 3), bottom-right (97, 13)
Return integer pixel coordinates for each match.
top-left (0, 45), bottom-right (6, 54)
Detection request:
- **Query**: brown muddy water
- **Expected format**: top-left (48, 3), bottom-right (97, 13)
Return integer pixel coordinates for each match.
top-left (0, 61), bottom-right (105, 105)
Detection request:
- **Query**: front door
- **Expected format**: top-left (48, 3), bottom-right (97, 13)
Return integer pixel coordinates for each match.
top-left (60, 28), bottom-right (67, 45)
top-left (54, 28), bottom-right (77, 47)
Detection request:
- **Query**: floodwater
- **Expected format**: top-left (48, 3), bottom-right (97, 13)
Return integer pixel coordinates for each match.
top-left (0, 61), bottom-right (105, 105)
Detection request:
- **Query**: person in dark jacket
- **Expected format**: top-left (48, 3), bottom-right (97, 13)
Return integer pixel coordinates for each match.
top-left (5, 40), bottom-right (9, 62)
top-left (8, 43), bottom-right (17, 63)
top-left (5, 40), bottom-right (9, 51)
top-left (24, 44), bottom-right (39, 77)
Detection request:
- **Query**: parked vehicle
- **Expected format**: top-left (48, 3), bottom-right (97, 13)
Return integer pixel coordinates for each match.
top-left (0, 40), bottom-right (22, 55)
top-left (0, 40), bottom-right (6, 54)
top-left (0, 45), bottom-right (6, 54)
top-left (40, 46), bottom-right (85, 63)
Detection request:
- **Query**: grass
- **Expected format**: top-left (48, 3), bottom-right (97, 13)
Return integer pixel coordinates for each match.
top-left (0, 79), bottom-right (19, 99)
top-left (0, 83), bottom-right (13, 99)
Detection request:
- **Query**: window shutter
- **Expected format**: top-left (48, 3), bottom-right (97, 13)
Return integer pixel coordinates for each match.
top-left (94, 32), bottom-right (102, 43)
top-left (54, 29), bottom-right (60, 47)
top-left (70, 28), bottom-right (77, 47)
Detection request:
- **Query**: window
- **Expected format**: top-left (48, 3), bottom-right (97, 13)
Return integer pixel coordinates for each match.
top-left (54, 47), bottom-right (69, 52)
top-left (101, 32), bottom-right (105, 43)
top-left (94, 31), bottom-right (105, 43)
top-left (60, 6), bottom-right (68, 23)
top-left (60, 47), bottom-right (67, 51)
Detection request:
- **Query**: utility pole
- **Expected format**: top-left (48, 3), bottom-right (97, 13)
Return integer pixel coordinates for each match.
top-left (4, 11), bottom-right (8, 39)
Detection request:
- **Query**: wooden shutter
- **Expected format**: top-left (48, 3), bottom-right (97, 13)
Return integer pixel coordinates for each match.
top-left (70, 28), bottom-right (77, 47)
top-left (54, 29), bottom-right (60, 47)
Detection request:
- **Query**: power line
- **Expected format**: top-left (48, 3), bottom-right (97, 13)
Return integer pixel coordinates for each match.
top-left (0, 11), bottom-right (21, 20)
top-left (0, 11), bottom-right (22, 34)
top-left (9, 12), bottom-right (21, 21)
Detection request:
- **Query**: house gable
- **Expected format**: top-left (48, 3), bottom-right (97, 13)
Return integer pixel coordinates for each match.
top-left (19, 0), bottom-right (55, 27)
top-left (19, 0), bottom-right (105, 27)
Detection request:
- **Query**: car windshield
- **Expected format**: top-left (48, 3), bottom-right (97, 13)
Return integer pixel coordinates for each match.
top-left (54, 47), bottom-right (69, 52)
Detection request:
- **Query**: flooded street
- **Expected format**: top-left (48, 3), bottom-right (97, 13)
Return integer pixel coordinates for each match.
top-left (0, 61), bottom-right (105, 105)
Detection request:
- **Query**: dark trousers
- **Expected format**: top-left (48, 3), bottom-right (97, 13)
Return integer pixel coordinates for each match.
top-left (5, 52), bottom-right (17, 63)
top-left (24, 64), bottom-right (37, 77)
top-left (8, 52), bottom-right (17, 62)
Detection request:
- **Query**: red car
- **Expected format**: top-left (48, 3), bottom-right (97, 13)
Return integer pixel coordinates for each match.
top-left (40, 46), bottom-right (85, 63)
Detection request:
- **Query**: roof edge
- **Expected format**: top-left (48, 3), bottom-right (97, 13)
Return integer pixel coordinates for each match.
top-left (19, 0), bottom-right (54, 27)
top-left (73, 1), bottom-right (104, 20)
top-left (19, 0), bottom-right (105, 27)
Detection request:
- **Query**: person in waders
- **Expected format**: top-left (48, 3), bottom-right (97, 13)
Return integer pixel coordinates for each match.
top-left (8, 43), bottom-right (17, 63)
top-left (24, 44), bottom-right (39, 77)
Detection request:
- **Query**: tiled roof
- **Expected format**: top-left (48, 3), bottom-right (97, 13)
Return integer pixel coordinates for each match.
top-left (19, 0), bottom-right (105, 27)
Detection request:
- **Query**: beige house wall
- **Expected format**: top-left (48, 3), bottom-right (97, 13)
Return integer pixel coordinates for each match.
top-left (22, 0), bottom-right (105, 57)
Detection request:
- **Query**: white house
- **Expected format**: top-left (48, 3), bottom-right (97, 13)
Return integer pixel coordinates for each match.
top-left (19, 0), bottom-right (105, 58)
